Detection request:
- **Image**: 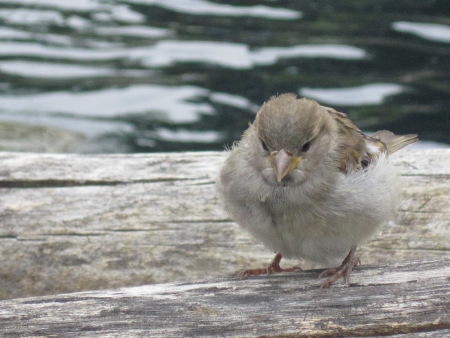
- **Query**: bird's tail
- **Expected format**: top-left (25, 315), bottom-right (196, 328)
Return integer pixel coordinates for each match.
top-left (371, 130), bottom-right (419, 154)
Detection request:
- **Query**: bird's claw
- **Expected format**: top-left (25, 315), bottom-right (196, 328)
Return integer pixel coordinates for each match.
top-left (237, 253), bottom-right (302, 278)
top-left (319, 254), bottom-right (360, 288)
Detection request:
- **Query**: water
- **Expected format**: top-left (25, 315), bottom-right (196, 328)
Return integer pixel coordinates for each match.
top-left (0, 0), bottom-right (449, 153)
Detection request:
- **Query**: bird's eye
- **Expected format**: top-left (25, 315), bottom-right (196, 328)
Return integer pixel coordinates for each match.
top-left (301, 141), bottom-right (311, 152)
top-left (261, 140), bottom-right (269, 151)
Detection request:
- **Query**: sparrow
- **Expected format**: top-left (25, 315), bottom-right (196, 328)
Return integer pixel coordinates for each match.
top-left (217, 93), bottom-right (418, 288)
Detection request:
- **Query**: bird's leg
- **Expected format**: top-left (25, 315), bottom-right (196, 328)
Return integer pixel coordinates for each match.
top-left (319, 247), bottom-right (361, 288)
top-left (237, 253), bottom-right (302, 278)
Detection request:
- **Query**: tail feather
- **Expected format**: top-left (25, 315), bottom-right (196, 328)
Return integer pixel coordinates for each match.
top-left (371, 130), bottom-right (419, 154)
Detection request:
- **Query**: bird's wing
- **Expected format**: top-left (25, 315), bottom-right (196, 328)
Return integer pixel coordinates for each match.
top-left (325, 108), bottom-right (418, 173)
top-left (325, 108), bottom-right (366, 173)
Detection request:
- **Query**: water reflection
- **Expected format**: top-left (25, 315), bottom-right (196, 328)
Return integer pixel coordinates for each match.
top-left (0, 60), bottom-right (140, 78)
top-left (0, 0), bottom-right (448, 152)
top-left (0, 40), bottom-right (367, 69)
top-left (125, 0), bottom-right (302, 19)
top-left (300, 84), bottom-right (404, 106)
top-left (392, 22), bottom-right (450, 43)
top-left (0, 85), bottom-right (213, 122)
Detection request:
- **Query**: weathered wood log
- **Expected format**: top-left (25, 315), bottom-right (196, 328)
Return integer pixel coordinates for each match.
top-left (0, 256), bottom-right (448, 337)
top-left (0, 150), bottom-right (449, 300)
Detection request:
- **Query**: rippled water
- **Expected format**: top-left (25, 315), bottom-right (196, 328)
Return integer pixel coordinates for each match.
top-left (0, 0), bottom-right (448, 152)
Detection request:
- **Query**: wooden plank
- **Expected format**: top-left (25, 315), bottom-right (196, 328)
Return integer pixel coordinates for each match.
top-left (0, 150), bottom-right (448, 300)
top-left (0, 256), bottom-right (448, 337)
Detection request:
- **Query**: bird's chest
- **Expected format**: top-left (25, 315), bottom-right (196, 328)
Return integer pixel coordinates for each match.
top-left (249, 185), bottom-right (333, 260)
top-left (260, 185), bottom-right (325, 234)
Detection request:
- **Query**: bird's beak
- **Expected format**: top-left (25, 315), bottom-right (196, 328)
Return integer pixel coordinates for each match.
top-left (268, 149), bottom-right (302, 182)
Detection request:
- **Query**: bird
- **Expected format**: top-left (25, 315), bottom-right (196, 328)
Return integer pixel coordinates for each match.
top-left (217, 93), bottom-right (418, 288)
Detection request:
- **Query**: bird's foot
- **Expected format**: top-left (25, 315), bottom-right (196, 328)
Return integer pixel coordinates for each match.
top-left (319, 247), bottom-right (360, 288)
top-left (237, 253), bottom-right (302, 278)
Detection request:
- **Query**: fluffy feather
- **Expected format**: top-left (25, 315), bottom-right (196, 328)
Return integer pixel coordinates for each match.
top-left (217, 93), bottom-right (418, 285)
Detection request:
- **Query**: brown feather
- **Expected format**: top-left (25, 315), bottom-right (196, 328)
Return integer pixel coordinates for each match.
top-left (325, 109), bottom-right (419, 173)
top-left (325, 108), bottom-right (366, 173)
top-left (371, 130), bottom-right (419, 154)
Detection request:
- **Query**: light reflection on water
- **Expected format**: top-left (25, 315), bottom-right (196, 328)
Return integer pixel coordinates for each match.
top-left (0, 84), bottom-right (214, 122)
top-left (300, 84), bottom-right (405, 106)
top-left (0, 0), bottom-right (448, 152)
top-left (123, 0), bottom-right (302, 19)
top-left (392, 22), bottom-right (450, 43)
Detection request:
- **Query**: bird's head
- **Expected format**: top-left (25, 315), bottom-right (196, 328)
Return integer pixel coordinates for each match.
top-left (251, 94), bottom-right (335, 184)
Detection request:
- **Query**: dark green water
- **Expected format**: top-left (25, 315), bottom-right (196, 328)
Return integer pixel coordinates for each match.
top-left (0, 0), bottom-right (448, 152)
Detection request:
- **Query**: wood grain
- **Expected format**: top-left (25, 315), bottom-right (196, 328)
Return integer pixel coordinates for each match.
top-left (0, 257), bottom-right (448, 337)
top-left (0, 150), bottom-right (448, 300)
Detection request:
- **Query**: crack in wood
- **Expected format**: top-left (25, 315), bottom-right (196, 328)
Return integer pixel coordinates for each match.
top-left (0, 177), bottom-right (201, 188)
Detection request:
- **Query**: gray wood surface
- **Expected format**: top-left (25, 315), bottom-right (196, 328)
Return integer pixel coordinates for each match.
top-left (0, 256), bottom-right (448, 337)
top-left (0, 149), bottom-right (449, 301)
